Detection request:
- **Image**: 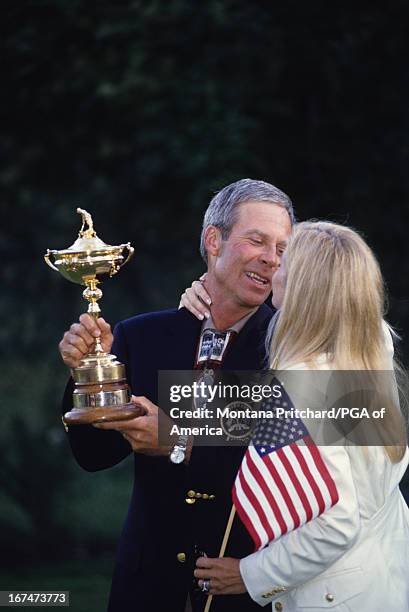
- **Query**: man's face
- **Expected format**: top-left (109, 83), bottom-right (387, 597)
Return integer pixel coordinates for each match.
top-left (210, 201), bottom-right (292, 308)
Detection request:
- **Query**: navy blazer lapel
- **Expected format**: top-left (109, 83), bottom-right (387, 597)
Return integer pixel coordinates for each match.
top-left (160, 305), bottom-right (273, 371)
top-left (162, 307), bottom-right (203, 369)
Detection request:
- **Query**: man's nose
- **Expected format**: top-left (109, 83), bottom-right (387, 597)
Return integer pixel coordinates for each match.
top-left (260, 247), bottom-right (279, 269)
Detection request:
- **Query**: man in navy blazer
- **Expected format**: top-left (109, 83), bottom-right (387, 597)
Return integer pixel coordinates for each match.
top-left (60, 178), bottom-right (294, 611)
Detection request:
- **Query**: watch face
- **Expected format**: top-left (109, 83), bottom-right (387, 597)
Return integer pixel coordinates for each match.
top-left (170, 447), bottom-right (185, 464)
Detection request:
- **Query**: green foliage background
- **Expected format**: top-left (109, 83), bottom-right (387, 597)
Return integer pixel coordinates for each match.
top-left (1, 1), bottom-right (408, 606)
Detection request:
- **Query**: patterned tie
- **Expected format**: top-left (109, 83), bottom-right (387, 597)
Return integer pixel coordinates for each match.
top-left (193, 328), bottom-right (236, 412)
top-left (190, 329), bottom-right (237, 608)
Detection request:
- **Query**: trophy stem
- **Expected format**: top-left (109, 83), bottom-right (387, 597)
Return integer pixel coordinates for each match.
top-left (83, 278), bottom-right (104, 354)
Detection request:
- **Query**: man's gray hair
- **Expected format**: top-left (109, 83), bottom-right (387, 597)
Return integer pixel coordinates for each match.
top-left (200, 178), bottom-right (295, 263)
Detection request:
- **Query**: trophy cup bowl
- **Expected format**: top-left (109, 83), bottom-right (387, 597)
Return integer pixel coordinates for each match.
top-left (45, 208), bottom-right (144, 425)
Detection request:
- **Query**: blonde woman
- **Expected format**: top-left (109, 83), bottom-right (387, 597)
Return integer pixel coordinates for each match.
top-left (181, 221), bottom-right (409, 611)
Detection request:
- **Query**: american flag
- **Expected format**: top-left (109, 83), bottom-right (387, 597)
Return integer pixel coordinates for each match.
top-left (232, 384), bottom-right (339, 551)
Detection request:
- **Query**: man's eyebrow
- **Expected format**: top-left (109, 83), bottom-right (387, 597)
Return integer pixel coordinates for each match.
top-left (243, 229), bottom-right (268, 238)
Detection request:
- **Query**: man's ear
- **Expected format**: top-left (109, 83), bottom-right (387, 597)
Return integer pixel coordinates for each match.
top-left (204, 226), bottom-right (222, 258)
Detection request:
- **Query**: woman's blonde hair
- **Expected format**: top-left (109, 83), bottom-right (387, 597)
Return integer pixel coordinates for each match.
top-left (269, 221), bottom-right (407, 462)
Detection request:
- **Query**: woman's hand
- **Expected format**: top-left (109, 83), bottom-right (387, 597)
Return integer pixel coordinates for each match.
top-left (179, 273), bottom-right (212, 320)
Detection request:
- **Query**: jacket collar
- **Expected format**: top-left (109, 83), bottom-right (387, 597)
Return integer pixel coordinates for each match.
top-left (167, 304), bottom-right (273, 370)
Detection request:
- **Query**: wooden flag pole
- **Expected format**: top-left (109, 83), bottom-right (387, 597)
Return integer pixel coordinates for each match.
top-left (203, 504), bottom-right (237, 612)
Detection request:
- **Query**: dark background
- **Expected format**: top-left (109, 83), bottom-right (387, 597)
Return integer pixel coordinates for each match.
top-left (1, 2), bottom-right (408, 610)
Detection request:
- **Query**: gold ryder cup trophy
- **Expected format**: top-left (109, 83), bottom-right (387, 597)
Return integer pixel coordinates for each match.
top-left (45, 208), bottom-right (143, 425)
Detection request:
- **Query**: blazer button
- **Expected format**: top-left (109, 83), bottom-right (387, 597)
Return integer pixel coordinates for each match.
top-left (325, 593), bottom-right (334, 602)
top-left (176, 552), bottom-right (186, 563)
top-left (187, 490), bottom-right (196, 498)
top-left (275, 603), bottom-right (283, 611)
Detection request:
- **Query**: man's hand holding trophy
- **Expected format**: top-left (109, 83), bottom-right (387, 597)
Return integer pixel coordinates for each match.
top-left (59, 313), bottom-right (113, 369)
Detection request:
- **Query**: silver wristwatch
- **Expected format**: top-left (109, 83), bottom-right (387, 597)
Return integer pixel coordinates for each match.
top-left (169, 435), bottom-right (189, 464)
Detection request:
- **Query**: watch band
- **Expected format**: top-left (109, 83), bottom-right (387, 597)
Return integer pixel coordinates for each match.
top-left (169, 434), bottom-right (189, 464)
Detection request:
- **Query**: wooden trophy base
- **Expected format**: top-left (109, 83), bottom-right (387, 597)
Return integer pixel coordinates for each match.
top-left (64, 402), bottom-right (145, 425)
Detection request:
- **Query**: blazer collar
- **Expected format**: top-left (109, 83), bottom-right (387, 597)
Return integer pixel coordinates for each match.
top-left (164, 304), bottom-right (273, 370)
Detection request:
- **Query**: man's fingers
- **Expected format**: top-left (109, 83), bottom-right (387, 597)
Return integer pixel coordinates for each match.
top-left (94, 420), bottom-right (138, 431)
top-left (94, 415), bottom-right (148, 431)
top-left (75, 314), bottom-right (113, 352)
top-left (66, 331), bottom-right (93, 354)
top-left (123, 431), bottom-right (140, 445)
top-left (69, 323), bottom-right (95, 346)
top-left (97, 317), bottom-right (112, 334)
top-left (79, 313), bottom-right (101, 337)
top-left (67, 334), bottom-right (88, 355)
top-left (59, 344), bottom-right (84, 368)
top-left (59, 316), bottom-right (104, 368)
top-left (131, 396), bottom-right (155, 415)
